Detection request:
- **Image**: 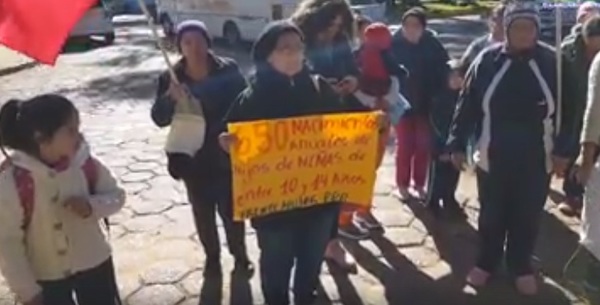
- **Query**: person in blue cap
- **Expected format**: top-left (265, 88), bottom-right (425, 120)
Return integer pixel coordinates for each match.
top-left (151, 20), bottom-right (253, 278)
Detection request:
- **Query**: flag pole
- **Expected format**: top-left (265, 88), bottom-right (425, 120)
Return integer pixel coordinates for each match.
top-left (555, 1), bottom-right (563, 132)
top-left (134, 0), bottom-right (194, 114)
top-left (134, 0), bottom-right (206, 155)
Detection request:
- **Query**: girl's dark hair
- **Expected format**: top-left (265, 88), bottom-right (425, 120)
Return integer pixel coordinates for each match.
top-left (0, 94), bottom-right (77, 155)
top-left (291, 0), bottom-right (356, 47)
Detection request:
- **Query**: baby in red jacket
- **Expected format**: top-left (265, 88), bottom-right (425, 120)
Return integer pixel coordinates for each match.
top-left (337, 22), bottom-right (410, 240)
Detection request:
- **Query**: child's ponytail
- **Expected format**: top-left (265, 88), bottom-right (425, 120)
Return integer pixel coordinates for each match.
top-left (0, 95), bottom-right (78, 156)
top-left (0, 100), bottom-right (26, 153)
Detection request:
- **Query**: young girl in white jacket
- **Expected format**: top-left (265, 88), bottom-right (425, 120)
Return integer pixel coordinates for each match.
top-left (0, 94), bottom-right (125, 305)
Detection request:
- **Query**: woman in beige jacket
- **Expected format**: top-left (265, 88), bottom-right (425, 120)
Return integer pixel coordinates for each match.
top-left (569, 50), bottom-right (600, 297)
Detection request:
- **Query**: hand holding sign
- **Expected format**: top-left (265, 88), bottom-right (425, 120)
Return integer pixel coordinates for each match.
top-left (218, 132), bottom-right (238, 153)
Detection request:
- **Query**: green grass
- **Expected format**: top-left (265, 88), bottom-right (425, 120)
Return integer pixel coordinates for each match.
top-left (399, 1), bottom-right (498, 18)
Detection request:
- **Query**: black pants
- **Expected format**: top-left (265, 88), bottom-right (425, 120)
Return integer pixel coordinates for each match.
top-left (39, 258), bottom-right (121, 305)
top-left (257, 209), bottom-right (337, 305)
top-left (184, 171), bottom-right (247, 261)
top-left (476, 165), bottom-right (550, 276)
top-left (427, 158), bottom-right (460, 208)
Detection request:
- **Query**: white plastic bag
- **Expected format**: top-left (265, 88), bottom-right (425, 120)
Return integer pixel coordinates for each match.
top-left (165, 113), bottom-right (206, 156)
top-left (353, 76), bottom-right (410, 125)
top-left (164, 87), bottom-right (206, 156)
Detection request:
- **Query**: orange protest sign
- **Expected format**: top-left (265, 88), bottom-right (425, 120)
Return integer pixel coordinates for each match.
top-left (228, 112), bottom-right (380, 221)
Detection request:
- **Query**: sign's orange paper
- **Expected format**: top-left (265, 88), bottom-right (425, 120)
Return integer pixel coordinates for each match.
top-left (228, 112), bottom-right (379, 220)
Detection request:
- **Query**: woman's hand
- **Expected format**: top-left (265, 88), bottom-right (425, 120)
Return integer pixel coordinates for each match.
top-left (339, 76), bottom-right (358, 95)
top-left (574, 154), bottom-right (594, 185)
top-left (64, 197), bottom-right (92, 218)
top-left (167, 81), bottom-right (188, 103)
top-left (552, 156), bottom-right (569, 178)
top-left (218, 132), bottom-right (238, 153)
top-left (375, 111), bottom-right (390, 130)
top-left (374, 98), bottom-right (390, 112)
top-left (450, 152), bottom-right (467, 171)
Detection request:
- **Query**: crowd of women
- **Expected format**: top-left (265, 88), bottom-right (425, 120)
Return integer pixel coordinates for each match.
top-left (3, 0), bottom-right (600, 304)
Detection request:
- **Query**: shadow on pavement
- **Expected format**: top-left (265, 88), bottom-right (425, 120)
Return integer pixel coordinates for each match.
top-left (323, 259), bottom-right (364, 305)
top-left (405, 197), bottom-right (478, 278)
top-left (198, 275), bottom-right (222, 305)
top-left (229, 271), bottom-right (253, 305)
top-left (535, 211), bottom-right (581, 288)
top-left (345, 234), bottom-right (468, 305)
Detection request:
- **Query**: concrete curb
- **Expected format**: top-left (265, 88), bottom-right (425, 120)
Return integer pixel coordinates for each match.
top-left (0, 61), bottom-right (37, 77)
top-left (0, 47), bottom-right (36, 77)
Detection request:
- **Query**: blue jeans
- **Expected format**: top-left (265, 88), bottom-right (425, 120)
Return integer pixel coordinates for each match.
top-left (256, 208), bottom-right (336, 305)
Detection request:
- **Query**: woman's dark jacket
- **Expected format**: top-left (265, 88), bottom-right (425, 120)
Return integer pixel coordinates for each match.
top-left (391, 28), bottom-right (450, 116)
top-left (151, 54), bottom-right (247, 180)
top-left (447, 43), bottom-right (577, 173)
top-left (224, 66), bottom-right (368, 229)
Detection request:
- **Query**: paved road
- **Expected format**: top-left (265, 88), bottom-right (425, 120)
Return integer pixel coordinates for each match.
top-left (0, 17), bottom-right (585, 305)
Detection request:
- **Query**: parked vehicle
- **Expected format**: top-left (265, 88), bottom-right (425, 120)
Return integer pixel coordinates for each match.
top-left (120, 0), bottom-right (158, 19)
top-left (70, 0), bottom-right (116, 45)
top-left (156, 0), bottom-right (386, 45)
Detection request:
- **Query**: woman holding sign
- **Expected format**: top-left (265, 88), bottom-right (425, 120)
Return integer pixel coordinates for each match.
top-left (150, 20), bottom-right (252, 278)
top-left (291, 0), bottom-right (366, 270)
top-left (220, 21), bottom-right (371, 305)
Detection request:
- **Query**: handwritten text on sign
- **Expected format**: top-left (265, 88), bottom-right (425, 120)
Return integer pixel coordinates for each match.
top-left (228, 112), bottom-right (379, 221)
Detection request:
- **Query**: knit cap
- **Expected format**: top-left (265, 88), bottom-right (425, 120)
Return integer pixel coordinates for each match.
top-left (583, 16), bottom-right (600, 38)
top-left (578, 1), bottom-right (600, 23)
top-left (251, 20), bottom-right (304, 63)
top-left (503, 1), bottom-right (540, 32)
top-left (175, 20), bottom-right (212, 51)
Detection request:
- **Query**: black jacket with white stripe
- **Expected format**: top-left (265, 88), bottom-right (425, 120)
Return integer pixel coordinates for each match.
top-left (447, 42), bottom-right (577, 173)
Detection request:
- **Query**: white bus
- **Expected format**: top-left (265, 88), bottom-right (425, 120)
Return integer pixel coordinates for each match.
top-left (156, 0), bottom-right (386, 45)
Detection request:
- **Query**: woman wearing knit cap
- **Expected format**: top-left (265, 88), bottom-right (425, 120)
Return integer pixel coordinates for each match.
top-left (291, 0), bottom-right (364, 270)
top-left (391, 7), bottom-right (450, 201)
top-left (557, 16), bottom-right (600, 217)
top-left (220, 20), bottom-right (371, 305)
top-left (447, 2), bottom-right (576, 295)
top-left (150, 20), bottom-right (252, 278)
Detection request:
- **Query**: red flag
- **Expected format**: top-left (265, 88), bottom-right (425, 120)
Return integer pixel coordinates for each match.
top-left (0, 0), bottom-right (97, 65)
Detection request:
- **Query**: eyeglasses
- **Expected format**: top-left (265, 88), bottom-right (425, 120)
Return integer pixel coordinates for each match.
top-left (274, 44), bottom-right (305, 53)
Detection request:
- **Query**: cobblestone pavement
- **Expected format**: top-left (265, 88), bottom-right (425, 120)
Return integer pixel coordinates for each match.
top-left (0, 18), bottom-right (586, 305)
